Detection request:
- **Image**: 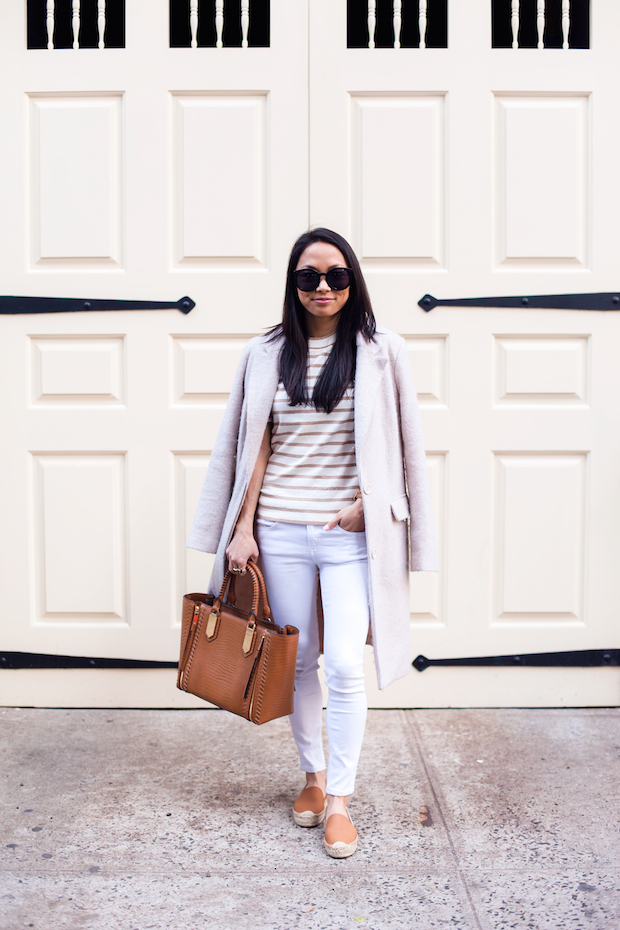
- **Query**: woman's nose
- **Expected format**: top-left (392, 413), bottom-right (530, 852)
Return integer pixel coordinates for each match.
top-left (316, 276), bottom-right (331, 292)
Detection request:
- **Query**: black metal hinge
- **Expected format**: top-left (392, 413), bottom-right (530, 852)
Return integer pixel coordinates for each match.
top-left (419, 293), bottom-right (620, 312)
top-left (0, 653), bottom-right (177, 670)
top-left (5, 650), bottom-right (617, 673)
top-left (412, 650), bottom-right (620, 672)
top-left (0, 296), bottom-right (195, 315)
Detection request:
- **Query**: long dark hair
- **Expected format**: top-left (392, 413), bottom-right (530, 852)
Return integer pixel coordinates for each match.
top-left (268, 228), bottom-right (376, 414)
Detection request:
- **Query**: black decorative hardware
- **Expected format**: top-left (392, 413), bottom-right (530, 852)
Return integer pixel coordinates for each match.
top-left (419, 293), bottom-right (620, 313)
top-left (0, 652), bottom-right (177, 670)
top-left (412, 649), bottom-right (619, 672)
top-left (0, 295), bottom-right (195, 315)
top-left (5, 648), bottom-right (616, 673)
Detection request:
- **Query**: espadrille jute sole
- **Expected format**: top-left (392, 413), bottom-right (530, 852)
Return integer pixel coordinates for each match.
top-left (324, 835), bottom-right (358, 858)
top-left (293, 804), bottom-right (326, 828)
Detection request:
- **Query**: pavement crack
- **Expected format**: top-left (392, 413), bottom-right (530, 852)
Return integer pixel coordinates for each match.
top-left (402, 710), bottom-right (485, 930)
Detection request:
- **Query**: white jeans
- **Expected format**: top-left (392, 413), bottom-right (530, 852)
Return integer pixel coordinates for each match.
top-left (255, 519), bottom-right (370, 796)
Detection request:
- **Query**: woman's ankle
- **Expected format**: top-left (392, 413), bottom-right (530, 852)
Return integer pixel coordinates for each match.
top-left (304, 771), bottom-right (326, 793)
top-left (325, 794), bottom-right (349, 818)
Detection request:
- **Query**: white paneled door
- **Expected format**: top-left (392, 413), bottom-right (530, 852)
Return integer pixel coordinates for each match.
top-left (1, 1), bottom-right (619, 707)
top-left (0, 0), bottom-right (308, 706)
top-left (310, 0), bottom-right (620, 707)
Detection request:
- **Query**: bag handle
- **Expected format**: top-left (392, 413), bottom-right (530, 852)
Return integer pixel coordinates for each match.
top-left (217, 566), bottom-right (260, 616)
top-left (245, 562), bottom-right (272, 620)
top-left (220, 562), bottom-right (272, 621)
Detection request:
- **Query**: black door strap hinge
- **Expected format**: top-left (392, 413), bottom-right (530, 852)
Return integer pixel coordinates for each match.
top-left (0, 652), bottom-right (177, 670)
top-left (412, 649), bottom-right (620, 672)
top-left (419, 293), bottom-right (620, 312)
top-left (0, 295), bottom-right (195, 315)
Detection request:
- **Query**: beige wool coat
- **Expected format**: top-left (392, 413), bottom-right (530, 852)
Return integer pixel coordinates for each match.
top-left (187, 327), bottom-right (439, 690)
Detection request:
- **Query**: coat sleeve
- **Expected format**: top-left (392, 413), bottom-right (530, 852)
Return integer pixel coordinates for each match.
top-left (393, 339), bottom-right (440, 572)
top-left (186, 344), bottom-right (251, 553)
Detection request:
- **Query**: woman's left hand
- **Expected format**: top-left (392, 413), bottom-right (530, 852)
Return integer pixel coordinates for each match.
top-left (323, 498), bottom-right (365, 533)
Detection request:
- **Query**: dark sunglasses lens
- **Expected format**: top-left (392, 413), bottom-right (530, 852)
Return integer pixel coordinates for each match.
top-left (295, 270), bottom-right (320, 291)
top-left (326, 269), bottom-right (350, 290)
top-left (294, 268), bottom-right (351, 291)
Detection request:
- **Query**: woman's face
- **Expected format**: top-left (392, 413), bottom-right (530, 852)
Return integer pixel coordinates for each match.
top-left (295, 241), bottom-right (350, 332)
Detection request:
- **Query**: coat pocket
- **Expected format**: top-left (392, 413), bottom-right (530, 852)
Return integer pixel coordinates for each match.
top-left (390, 494), bottom-right (410, 522)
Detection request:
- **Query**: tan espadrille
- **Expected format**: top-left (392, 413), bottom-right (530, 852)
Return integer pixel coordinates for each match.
top-left (293, 785), bottom-right (327, 827)
top-left (324, 808), bottom-right (358, 858)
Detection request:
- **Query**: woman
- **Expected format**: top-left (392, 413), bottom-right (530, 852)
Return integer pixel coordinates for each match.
top-left (187, 228), bottom-right (438, 858)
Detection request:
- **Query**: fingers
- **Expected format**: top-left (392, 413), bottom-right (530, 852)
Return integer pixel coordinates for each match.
top-left (323, 509), bottom-right (346, 531)
top-left (324, 503), bottom-right (367, 534)
top-left (227, 554), bottom-right (258, 575)
top-left (225, 539), bottom-right (258, 574)
top-left (226, 550), bottom-right (246, 574)
top-left (233, 555), bottom-right (254, 575)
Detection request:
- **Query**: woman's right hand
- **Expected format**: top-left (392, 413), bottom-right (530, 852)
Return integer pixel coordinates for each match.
top-left (225, 525), bottom-right (259, 574)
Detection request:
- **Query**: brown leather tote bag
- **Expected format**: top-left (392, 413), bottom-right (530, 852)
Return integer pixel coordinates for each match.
top-left (178, 562), bottom-right (298, 724)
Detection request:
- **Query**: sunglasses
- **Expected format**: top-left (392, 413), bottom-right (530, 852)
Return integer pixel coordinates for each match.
top-left (293, 267), bottom-right (352, 292)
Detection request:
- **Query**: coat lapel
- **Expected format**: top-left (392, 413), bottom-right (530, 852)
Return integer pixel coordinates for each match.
top-left (354, 332), bottom-right (388, 455)
top-left (243, 337), bottom-right (281, 475)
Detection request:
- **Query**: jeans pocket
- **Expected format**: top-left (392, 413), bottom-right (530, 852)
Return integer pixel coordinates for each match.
top-left (335, 522), bottom-right (365, 535)
top-left (256, 518), bottom-right (277, 529)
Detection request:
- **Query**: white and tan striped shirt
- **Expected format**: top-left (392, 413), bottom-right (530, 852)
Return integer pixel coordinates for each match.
top-left (257, 333), bottom-right (359, 525)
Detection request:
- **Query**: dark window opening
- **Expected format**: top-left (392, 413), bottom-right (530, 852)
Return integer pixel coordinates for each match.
top-left (492, 0), bottom-right (590, 49)
top-left (347, 0), bottom-right (448, 49)
top-left (27, 0), bottom-right (125, 49)
top-left (170, 0), bottom-right (270, 48)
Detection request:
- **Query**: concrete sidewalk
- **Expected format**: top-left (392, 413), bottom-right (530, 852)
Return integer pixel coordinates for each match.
top-left (1, 708), bottom-right (619, 930)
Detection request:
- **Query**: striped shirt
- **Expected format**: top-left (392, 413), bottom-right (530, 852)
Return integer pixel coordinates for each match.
top-left (257, 333), bottom-right (359, 525)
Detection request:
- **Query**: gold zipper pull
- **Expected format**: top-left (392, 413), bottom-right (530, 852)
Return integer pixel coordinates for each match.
top-left (193, 604), bottom-right (200, 622)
